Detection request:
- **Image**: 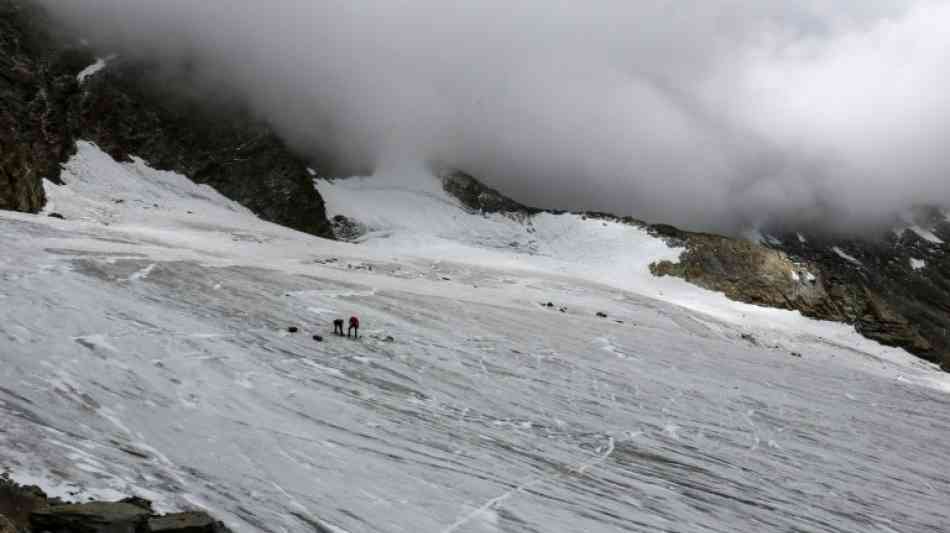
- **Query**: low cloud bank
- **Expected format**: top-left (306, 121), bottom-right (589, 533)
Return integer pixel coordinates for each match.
top-left (41, 0), bottom-right (950, 233)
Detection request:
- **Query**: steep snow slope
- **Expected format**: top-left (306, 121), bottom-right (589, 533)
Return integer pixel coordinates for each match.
top-left (1, 143), bottom-right (949, 532)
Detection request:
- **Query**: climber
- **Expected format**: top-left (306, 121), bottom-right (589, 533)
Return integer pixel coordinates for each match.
top-left (348, 315), bottom-right (360, 338)
top-left (333, 318), bottom-right (345, 336)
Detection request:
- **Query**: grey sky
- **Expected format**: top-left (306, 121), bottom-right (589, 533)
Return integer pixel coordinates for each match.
top-left (41, 0), bottom-right (950, 232)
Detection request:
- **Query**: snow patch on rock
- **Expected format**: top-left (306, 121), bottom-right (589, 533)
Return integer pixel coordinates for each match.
top-left (832, 246), bottom-right (862, 265)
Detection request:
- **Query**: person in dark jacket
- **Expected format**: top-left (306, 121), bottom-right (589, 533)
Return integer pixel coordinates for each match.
top-left (333, 318), bottom-right (345, 336)
top-left (348, 316), bottom-right (360, 338)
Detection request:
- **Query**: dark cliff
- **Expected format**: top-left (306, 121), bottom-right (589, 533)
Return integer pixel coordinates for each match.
top-left (0, 0), bottom-right (333, 237)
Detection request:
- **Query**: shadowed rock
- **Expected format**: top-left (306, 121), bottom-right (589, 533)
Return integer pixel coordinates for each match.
top-left (0, 475), bottom-right (49, 529)
top-left (0, 514), bottom-right (15, 533)
top-left (145, 511), bottom-right (229, 533)
top-left (30, 502), bottom-right (150, 533)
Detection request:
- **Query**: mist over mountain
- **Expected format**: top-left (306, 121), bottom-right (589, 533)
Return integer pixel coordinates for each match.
top-left (40, 0), bottom-right (950, 234)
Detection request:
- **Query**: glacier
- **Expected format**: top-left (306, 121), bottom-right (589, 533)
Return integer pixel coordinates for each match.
top-left (1, 142), bottom-right (949, 532)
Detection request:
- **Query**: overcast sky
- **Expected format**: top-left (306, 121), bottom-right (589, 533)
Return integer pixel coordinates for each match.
top-left (41, 0), bottom-right (950, 232)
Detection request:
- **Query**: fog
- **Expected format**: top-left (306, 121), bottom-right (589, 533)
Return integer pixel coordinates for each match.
top-left (39, 0), bottom-right (950, 233)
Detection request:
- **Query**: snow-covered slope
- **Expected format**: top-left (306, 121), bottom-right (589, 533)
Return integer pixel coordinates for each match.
top-left (2, 143), bottom-right (949, 532)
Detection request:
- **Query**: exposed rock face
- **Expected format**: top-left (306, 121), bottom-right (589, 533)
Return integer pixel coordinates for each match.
top-left (0, 0), bottom-right (333, 238)
top-left (649, 229), bottom-right (833, 313)
top-left (0, 0), bottom-right (75, 212)
top-left (766, 223), bottom-right (950, 369)
top-left (0, 475), bottom-right (48, 529)
top-left (648, 226), bottom-right (935, 363)
top-left (31, 502), bottom-right (151, 533)
top-left (440, 170), bottom-right (539, 215)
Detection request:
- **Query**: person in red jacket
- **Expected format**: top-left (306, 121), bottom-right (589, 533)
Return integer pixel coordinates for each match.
top-left (348, 315), bottom-right (360, 338)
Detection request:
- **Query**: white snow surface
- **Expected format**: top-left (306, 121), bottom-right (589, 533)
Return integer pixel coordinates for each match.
top-left (910, 258), bottom-right (927, 271)
top-left (910, 225), bottom-right (945, 244)
top-left (1, 142), bottom-right (949, 532)
top-left (76, 55), bottom-right (116, 84)
top-left (832, 246), bottom-right (862, 265)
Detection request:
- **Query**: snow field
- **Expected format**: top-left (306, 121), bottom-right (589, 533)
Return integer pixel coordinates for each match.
top-left (0, 142), bottom-right (948, 532)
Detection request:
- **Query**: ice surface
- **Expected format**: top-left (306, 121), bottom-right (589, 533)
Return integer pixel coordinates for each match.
top-left (909, 225), bottom-right (944, 244)
top-left (1, 143), bottom-right (949, 532)
top-left (76, 55), bottom-right (116, 84)
top-left (832, 246), bottom-right (862, 265)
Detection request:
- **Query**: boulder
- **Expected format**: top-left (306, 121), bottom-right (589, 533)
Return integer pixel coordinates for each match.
top-left (120, 496), bottom-right (154, 513)
top-left (30, 502), bottom-right (150, 533)
top-left (146, 511), bottom-right (230, 533)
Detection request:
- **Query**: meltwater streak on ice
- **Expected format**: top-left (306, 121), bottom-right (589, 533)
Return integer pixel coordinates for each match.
top-left (0, 142), bottom-right (949, 532)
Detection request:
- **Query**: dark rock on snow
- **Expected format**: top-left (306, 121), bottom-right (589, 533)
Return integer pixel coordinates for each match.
top-left (440, 170), bottom-right (539, 215)
top-left (287, 326), bottom-right (298, 333)
top-left (31, 502), bottom-right (151, 533)
top-left (650, 223), bottom-right (946, 369)
top-left (330, 214), bottom-right (366, 241)
top-left (1, 475), bottom-right (231, 533)
top-left (146, 511), bottom-right (229, 533)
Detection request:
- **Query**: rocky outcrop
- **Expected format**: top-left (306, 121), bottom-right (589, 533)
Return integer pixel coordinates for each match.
top-left (145, 511), bottom-right (229, 533)
top-left (648, 226), bottom-right (935, 362)
top-left (1, 475), bottom-right (231, 533)
top-left (766, 223), bottom-right (950, 369)
top-left (0, 0), bottom-right (333, 238)
top-left (649, 229), bottom-right (833, 314)
top-left (31, 501), bottom-right (152, 533)
top-left (440, 170), bottom-right (539, 215)
top-left (0, 474), bottom-right (48, 529)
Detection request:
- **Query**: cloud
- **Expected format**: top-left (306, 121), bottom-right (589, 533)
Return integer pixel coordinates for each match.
top-left (39, 0), bottom-right (950, 233)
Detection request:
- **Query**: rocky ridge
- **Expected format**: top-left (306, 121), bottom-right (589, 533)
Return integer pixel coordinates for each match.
top-left (439, 171), bottom-right (950, 371)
